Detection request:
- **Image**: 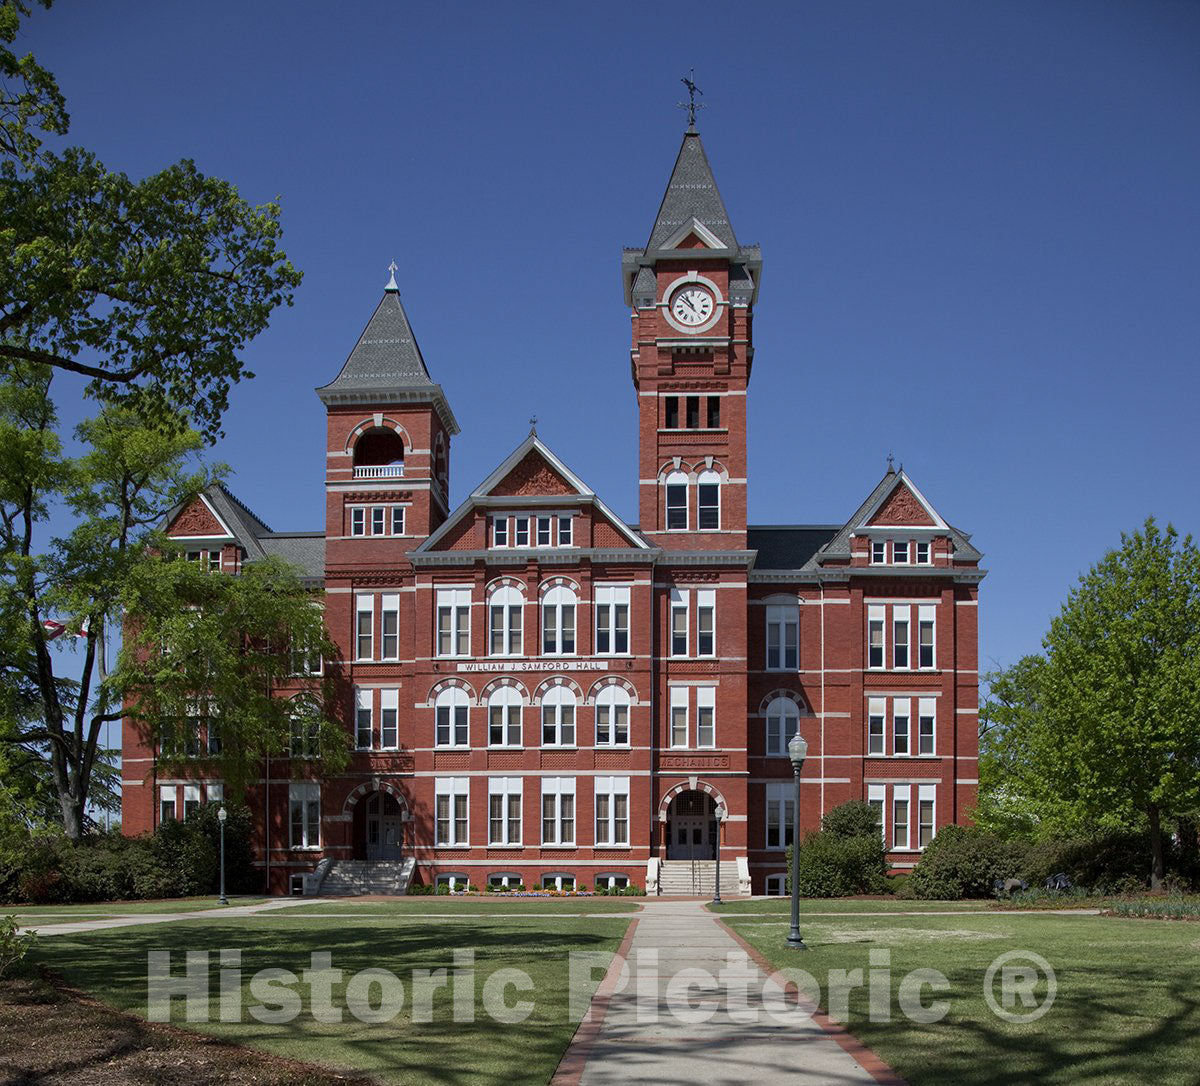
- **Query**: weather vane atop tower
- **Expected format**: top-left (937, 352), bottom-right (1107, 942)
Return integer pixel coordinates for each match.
top-left (677, 69), bottom-right (706, 129)
top-left (385, 260), bottom-right (398, 291)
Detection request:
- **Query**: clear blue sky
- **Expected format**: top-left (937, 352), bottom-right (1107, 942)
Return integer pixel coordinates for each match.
top-left (21, 0), bottom-right (1200, 673)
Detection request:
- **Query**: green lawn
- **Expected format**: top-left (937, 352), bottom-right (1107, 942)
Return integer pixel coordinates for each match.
top-left (23, 911), bottom-right (631, 1085)
top-left (286, 897), bottom-right (642, 916)
top-left (721, 910), bottom-right (1200, 1085)
top-left (709, 897), bottom-right (993, 915)
top-left (4, 896), bottom-right (267, 920)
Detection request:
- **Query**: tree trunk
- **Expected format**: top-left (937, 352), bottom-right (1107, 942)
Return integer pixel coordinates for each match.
top-left (1148, 804), bottom-right (1165, 892)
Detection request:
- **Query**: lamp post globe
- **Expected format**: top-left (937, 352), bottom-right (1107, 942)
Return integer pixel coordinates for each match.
top-left (713, 802), bottom-right (726, 905)
top-left (217, 805), bottom-right (229, 906)
top-left (786, 732), bottom-right (808, 949)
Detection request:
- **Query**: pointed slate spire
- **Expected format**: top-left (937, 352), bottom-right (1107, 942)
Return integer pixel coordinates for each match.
top-left (317, 285), bottom-right (434, 395)
top-left (645, 129), bottom-right (738, 250)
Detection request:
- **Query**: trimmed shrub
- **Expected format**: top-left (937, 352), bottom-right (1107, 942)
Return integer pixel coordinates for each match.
top-left (907, 825), bottom-right (1027, 899)
top-left (821, 801), bottom-right (883, 841)
top-left (788, 833), bottom-right (889, 897)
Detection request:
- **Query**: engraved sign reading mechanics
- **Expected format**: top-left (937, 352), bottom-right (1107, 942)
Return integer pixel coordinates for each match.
top-left (660, 754), bottom-right (730, 770)
top-left (457, 659), bottom-right (611, 673)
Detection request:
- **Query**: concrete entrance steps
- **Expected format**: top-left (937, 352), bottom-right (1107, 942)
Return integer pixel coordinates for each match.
top-left (317, 858), bottom-right (414, 896)
top-left (657, 859), bottom-right (741, 896)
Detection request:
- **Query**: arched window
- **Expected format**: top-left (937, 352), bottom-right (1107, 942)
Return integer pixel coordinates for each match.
top-left (541, 585), bottom-right (576, 656)
top-left (697, 469), bottom-right (721, 530)
top-left (352, 426), bottom-right (405, 478)
top-left (541, 686), bottom-right (577, 746)
top-left (595, 686), bottom-right (631, 747)
top-left (434, 687), bottom-right (470, 748)
top-left (665, 470), bottom-right (689, 530)
top-left (489, 586), bottom-right (523, 657)
top-left (765, 696), bottom-right (800, 756)
top-left (487, 687), bottom-right (522, 748)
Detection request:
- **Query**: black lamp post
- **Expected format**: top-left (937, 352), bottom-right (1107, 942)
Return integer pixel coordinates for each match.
top-left (712, 802), bottom-right (726, 905)
top-left (217, 805), bottom-right (229, 906)
top-left (786, 732), bottom-right (808, 949)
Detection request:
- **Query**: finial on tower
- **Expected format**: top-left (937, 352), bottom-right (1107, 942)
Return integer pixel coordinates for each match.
top-left (385, 260), bottom-right (399, 292)
top-left (677, 69), bottom-right (706, 131)
top-left (529, 414), bottom-right (538, 436)
top-left (886, 452), bottom-right (896, 474)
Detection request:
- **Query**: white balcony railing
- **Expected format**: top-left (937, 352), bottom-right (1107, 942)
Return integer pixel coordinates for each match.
top-left (353, 463), bottom-right (405, 479)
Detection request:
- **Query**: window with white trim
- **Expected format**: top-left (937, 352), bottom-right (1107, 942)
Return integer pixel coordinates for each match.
top-left (541, 585), bottom-right (576, 655)
top-left (558, 516), bottom-right (573, 546)
top-left (595, 776), bottom-right (630, 846)
top-left (892, 605), bottom-right (910, 670)
top-left (289, 781), bottom-right (320, 848)
top-left (915, 540), bottom-right (930, 564)
top-left (541, 686), bottom-right (576, 746)
top-left (697, 469), bottom-right (721, 530)
top-left (182, 783), bottom-right (200, 819)
top-left (435, 777), bottom-right (469, 846)
top-left (514, 517), bottom-right (530, 547)
top-left (351, 508), bottom-right (366, 537)
top-left (765, 696), bottom-right (800, 756)
top-left (696, 589), bottom-right (715, 656)
top-left (488, 687), bottom-right (522, 747)
top-left (669, 687), bottom-right (689, 748)
top-left (893, 697), bottom-right (911, 756)
top-left (159, 784), bottom-right (176, 822)
top-left (695, 686), bottom-right (715, 748)
top-left (892, 785), bottom-right (911, 850)
top-left (290, 701), bottom-right (319, 758)
top-left (436, 588), bottom-right (471, 658)
top-left (595, 585), bottom-right (629, 655)
top-left (492, 516), bottom-right (508, 547)
top-left (918, 784), bottom-right (936, 848)
top-left (541, 777), bottom-right (575, 845)
top-left (871, 540), bottom-right (886, 564)
top-left (372, 506), bottom-right (386, 536)
top-left (766, 603), bottom-right (799, 670)
top-left (765, 781), bottom-right (794, 850)
top-left (596, 873), bottom-right (629, 891)
top-left (868, 697), bottom-right (886, 756)
top-left (355, 688), bottom-right (372, 750)
top-left (489, 586), bottom-right (523, 657)
top-left (391, 506), bottom-right (405, 535)
top-left (765, 873), bottom-right (787, 896)
top-left (918, 605), bottom-right (936, 669)
top-left (893, 540), bottom-right (910, 565)
top-left (355, 594), bottom-right (373, 661)
top-left (665, 471), bottom-right (688, 530)
top-left (868, 604), bottom-right (885, 669)
top-left (867, 784), bottom-right (886, 842)
top-left (543, 873), bottom-right (575, 892)
top-left (185, 548), bottom-right (222, 572)
top-left (670, 588), bottom-right (689, 657)
top-left (380, 593), bottom-right (399, 661)
top-left (206, 781), bottom-right (224, 804)
top-left (536, 516), bottom-right (552, 546)
top-left (380, 688), bottom-right (399, 749)
top-left (488, 776), bottom-right (522, 845)
top-left (437, 873), bottom-right (469, 891)
top-left (489, 873), bottom-right (523, 889)
top-left (918, 697), bottom-right (936, 755)
top-left (595, 685), bottom-right (630, 746)
top-left (435, 687), bottom-right (470, 748)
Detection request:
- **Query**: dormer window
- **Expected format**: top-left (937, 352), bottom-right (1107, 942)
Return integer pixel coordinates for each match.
top-left (871, 540), bottom-right (886, 564)
top-left (493, 517), bottom-right (508, 547)
top-left (536, 517), bottom-right (552, 546)
top-left (915, 541), bottom-right (930, 564)
top-left (893, 540), bottom-right (910, 565)
top-left (515, 517), bottom-right (530, 547)
top-left (558, 516), bottom-right (573, 546)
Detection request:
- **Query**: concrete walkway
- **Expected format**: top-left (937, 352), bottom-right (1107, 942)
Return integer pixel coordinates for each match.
top-left (13, 896), bottom-right (327, 937)
top-left (556, 899), bottom-right (897, 1086)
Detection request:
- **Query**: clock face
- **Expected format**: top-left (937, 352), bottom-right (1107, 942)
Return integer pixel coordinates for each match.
top-left (670, 285), bottom-right (715, 327)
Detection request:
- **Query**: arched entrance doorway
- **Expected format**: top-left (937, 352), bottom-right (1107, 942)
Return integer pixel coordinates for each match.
top-left (666, 790), bottom-right (717, 860)
top-left (360, 790), bottom-right (405, 861)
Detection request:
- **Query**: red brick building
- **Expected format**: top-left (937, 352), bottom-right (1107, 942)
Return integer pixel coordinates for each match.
top-left (121, 126), bottom-right (984, 895)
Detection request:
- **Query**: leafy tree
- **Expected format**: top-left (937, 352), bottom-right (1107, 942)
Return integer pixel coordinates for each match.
top-left (1032, 519), bottom-right (1200, 889)
top-left (0, 1), bottom-right (67, 166)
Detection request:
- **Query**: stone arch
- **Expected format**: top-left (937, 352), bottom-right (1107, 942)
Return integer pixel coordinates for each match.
top-left (426, 676), bottom-right (476, 707)
top-left (479, 676), bottom-right (531, 703)
top-left (585, 675), bottom-right (639, 706)
top-left (758, 689), bottom-right (812, 717)
top-left (537, 575), bottom-right (580, 600)
top-left (341, 777), bottom-right (410, 818)
top-left (485, 575), bottom-right (527, 600)
top-left (657, 779), bottom-right (730, 823)
top-left (531, 674), bottom-right (584, 706)
top-left (344, 416), bottom-right (412, 456)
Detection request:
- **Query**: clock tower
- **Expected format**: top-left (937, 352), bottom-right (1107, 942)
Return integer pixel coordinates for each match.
top-left (623, 125), bottom-right (761, 551)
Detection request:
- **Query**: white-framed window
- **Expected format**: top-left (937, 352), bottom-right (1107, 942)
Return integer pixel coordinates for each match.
top-left (669, 687), bottom-right (689, 748)
top-left (918, 605), bottom-right (936, 669)
top-left (892, 605), bottom-right (910, 670)
top-left (488, 687), bottom-right (522, 747)
top-left (159, 784), bottom-right (176, 822)
top-left (894, 540), bottom-right (910, 565)
top-left (918, 784), bottom-right (936, 848)
top-left (355, 688), bottom-right (372, 750)
top-left (350, 507), bottom-right (366, 537)
top-left (765, 696), bottom-right (800, 756)
top-left (489, 586), bottom-right (523, 657)
top-left (595, 776), bottom-right (630, 846)
top-left (514, 517), bottom-right (530, 547)
top-left (868, 697), bottom-right (886, 756)
top-left (371, 506), bottom-right (386, 536)
top-left (437, 873), bottom-right (470, 891)
top-left (436, 588), bottom-right (471, 658)
top-left (697, 469), bottom-right (721, 530)
top-left (289, 781), bottom-right (320, 849)
top-left (558, 516), bottom-right (573, 546)
top-left (765, 781), bottom-right (795, 850)
top-left (867, 784), bottom-right (887, 842)
top-left (766, 603), bottom-right (799, 670)
top-left (918, 697), bottom-right (936, 755)
top-left (696, 589), bottom-right (715, 657)
top-left (595, 585), bottom-right (630, 655)
top-left (541, 686), bottom-right (576, 746)
top-left (892, 785), bottom-right (911, 850)
top-left (536, 516), bottom-right (553, 546)
top-left (289, 614), bottom-right (324, 676)
top-left (595, 686), bottom-right (630, 746)
top-left (765, 873), bottom-right (787, 896)
top-left (596, 873), bottom-right (629, 891)
top-left (391, 506), bottom-right (405, 536)
top-left (893, 697), bottom-right (911, 756)
top-left (492, 516), bottom-right (509, 547)
top-left (542, 873), bottom-right (575, 892)
top-left (435, 777), bottom-right (469, 846)
top-left (380, 593), bottom-right (399, 661)
top-left (488, 777), bottom-right (522, 845)
top-left (541, 585), bottom-right (576, 656)
top-left (380, 687), bottom-right (399, 749)
top-left (696, 686), bottom-right (715, 747)
top-left (206, 781), bottom-right (224, 804)
top-left (541, 777), bottom-right (575, 845)
top-left (665, 470), bottom-right (688, 530)
top-left (355, 594), bottom-right (373, 661)
top-left (868, 604), bottom-right (885, 669)
top-left (185, 548), bottom-right (221, 572)
top-left (182, 783), bottom-right (201, 819)
top-left (435, 687), bottom-right (470, 747)
top-left (489, 872), bottom-right (523, 889)
top-left (670, 588), bottom-right (689, 657)
top-left (915, 540), bottom-right (930, 564)
top-left (871, 540), bottom-right (886, 564)
top-left (290, 703), bottom-right (319, 758)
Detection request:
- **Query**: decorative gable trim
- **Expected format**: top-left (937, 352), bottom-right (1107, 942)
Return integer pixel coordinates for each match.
top-left (167, 492), bottom-right (235, 540)
top-left (856, 472), bottom-right (948, 531)
top-left (659, 217), bottom-right (727, 251)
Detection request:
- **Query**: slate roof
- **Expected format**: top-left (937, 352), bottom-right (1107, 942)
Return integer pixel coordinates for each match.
top-left (316, 286), bottom-right (434, 395)
top-left (646, 129), bottom-right (739, 250)
top-left (203, 483), bottom-right (272, 560)
top-left (748, 526), bottom-right (840, 570)
top-left (257, 533), bottom-right (326, 583)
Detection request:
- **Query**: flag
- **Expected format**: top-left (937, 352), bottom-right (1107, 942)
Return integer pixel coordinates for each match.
top-left (42, 619), bottom-right (66, 641)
